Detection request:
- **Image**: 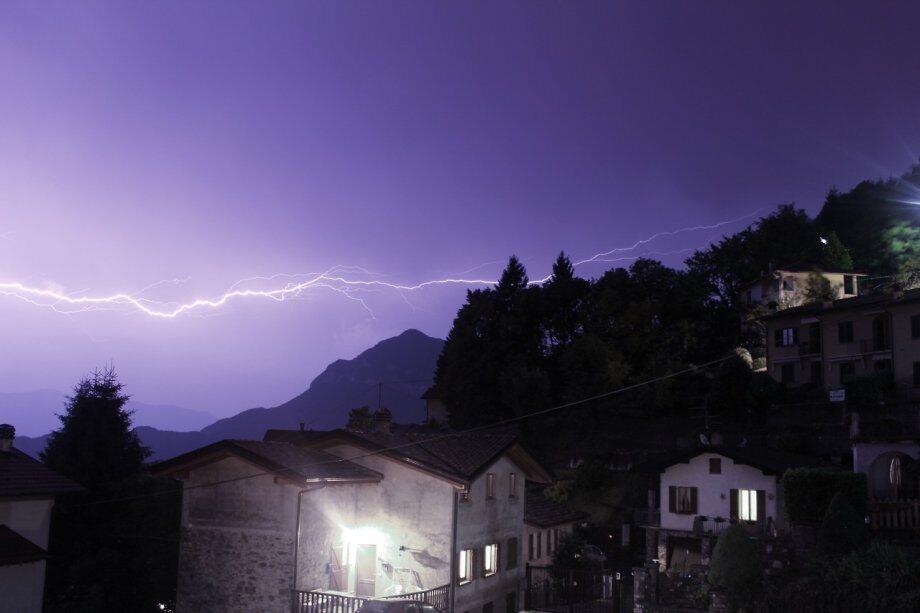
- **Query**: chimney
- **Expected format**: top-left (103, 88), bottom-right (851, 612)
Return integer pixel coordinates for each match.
top-left (374, 407), bottom-right (392, 434)
top-left (0, 424), bottom-right (14, 453)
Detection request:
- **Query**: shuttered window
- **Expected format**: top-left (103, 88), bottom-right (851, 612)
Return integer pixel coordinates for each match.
top-left (668, 486), bottom-right (698, 515)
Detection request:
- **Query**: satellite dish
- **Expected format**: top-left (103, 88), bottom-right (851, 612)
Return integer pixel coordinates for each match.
top-left (699, 433), bottom-right (710, 445)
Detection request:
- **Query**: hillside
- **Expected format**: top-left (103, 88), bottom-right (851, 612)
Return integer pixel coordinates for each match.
top-left (14, 329), bottom-right (444, 461)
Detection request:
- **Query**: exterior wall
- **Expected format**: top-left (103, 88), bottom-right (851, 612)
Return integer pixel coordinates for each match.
top-left (299, 443), bottom-right (455, 597)
top-left (852, 441), bottom-right (920, 499)
top-left (524, 522), bottom-right (575, 567)
top-left (764, 297), bottom-right (920, 391)
top-left (177, 456), bottom-right (300, 613)
top-left (455, 455), bottom-right (525, 613)
top-left (0, 560), bottom-right (46, 613)
top-left (425, 399), bottom-right (450, 425)
top-left (744, 271), bottom-right (860, 309)
top-left (659, 453), bottom-right (779, 532)
top-left (0, 497), bottom-right (55, 613)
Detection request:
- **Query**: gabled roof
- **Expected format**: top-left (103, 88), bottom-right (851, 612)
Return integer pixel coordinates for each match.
top-left (639, 446), bottom-right (820, 477)
top-left (760, 288), bottom-right (920, 321)
top-left (152, 439), bottom-right (383, 485)
top-left (265, 426), bottom-right (553, 486)
top-left (0, 525), bottom-right (46, 566)
top-left (0, 448), bottom-right (84, 498)
top-left (525, 488), bottom-right (588, 528)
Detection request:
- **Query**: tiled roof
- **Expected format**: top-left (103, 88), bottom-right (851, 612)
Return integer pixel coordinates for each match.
top-left (0, 448), bottom-right (84, 498)
top-left (152, 440), bottom-right (383, 484)
top-left (0, 525), bottom-right (47, 566)
top-left (265, 426), bottom-right (547, 483)
top-left (760, 288), bottom-right (920, 321)
top-left (525, 489), bottom-right (587, 528)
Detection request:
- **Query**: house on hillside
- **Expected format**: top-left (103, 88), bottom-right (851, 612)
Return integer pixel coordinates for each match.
top-left (761, 287), bottom-right (920, 393)
top-left (421, 387), bottom-right (449, 426)
top-left (739, 268), bottom-right (865, 311)
top-left (523, 488), bottom-right (587, 567)
top-left (0, 424), bottom-right (83, 612)
top-left (154, 412), bottom-right (552, 613)
top-left (639, 446), bottom-right (814, 571)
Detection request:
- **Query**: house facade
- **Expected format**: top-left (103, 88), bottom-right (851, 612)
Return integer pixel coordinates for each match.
top-left (740, 269), bottom-right (864, 310)
top-left (641, 447), bottom-right (807, 571)
top-left (523, 489), bottom-right (586, 567)
top-left (0, 424), bottom-right (82, 613)
top-left (762, 287), bottom-right (920, 393)
top-left (155, 420), bottom-right (551, 613)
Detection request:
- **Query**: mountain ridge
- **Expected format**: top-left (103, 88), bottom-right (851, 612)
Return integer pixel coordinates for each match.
top-left (12, 329), bottom-right (444, 461)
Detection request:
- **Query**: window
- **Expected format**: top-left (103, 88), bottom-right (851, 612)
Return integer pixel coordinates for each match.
top-left (509, 472), bottom-right (517, 498)
top-left (709, 458), bottom-right (721, 474)
top-left (839, 361), bottom-right (856, 383)
top-left (547, 530), bottom-right (553, 555)
top-left (774, 327), bottom-right (798, 347)
top-left (668, 486), bottom-right (698, 515)
top-left (912, 315), bottom-right (920, 339)
top-left (537, 532), bottom-right (542, 559)
top-left (528, 533), bottom-right (534, 561)
top-left (843, 275), bottom-right (856, 295)
top-left (506, 537), bottom-right (518, 569)
top-left (483, 544), bottom-right (498, 577)
top-left (738, 489), bottom-right (758, 521)
top-left (838, 321), bottom-right (854, 343)
top-left (810, 361), bottom-right (823, 386)
top-left (782, 277), bottom-right (795, 292)
top-left (780, 363), bottom-right (795, 384)
top-left (486, 473), bottom-right (495, 499)
top-left (458, 549), bottom-right (473, 584)
top-left (914, 362), bottom-right (920, 387)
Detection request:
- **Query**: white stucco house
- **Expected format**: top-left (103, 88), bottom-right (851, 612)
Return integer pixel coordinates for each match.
top-left (640, 446), bottom-right (814, 571)
top-left (0, 424), bottom-right (83, 613)
top-left (154, 416), bottom-right (552, 613)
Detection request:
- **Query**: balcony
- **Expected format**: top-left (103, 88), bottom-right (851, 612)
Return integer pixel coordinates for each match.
top-left (692, 516), bottom-right (768, 537)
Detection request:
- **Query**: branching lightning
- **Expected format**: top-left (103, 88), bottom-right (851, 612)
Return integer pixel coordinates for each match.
top-left (0, 209), bottom-right (761, 319)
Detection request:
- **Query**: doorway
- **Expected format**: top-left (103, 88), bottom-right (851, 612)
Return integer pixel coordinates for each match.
top-left (355, 544), bottom-right (377, 598)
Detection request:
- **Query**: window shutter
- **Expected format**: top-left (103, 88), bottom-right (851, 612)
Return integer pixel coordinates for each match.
top-left (792, 327), bottom-right (799, 344)
top-left (668, 486), bottom-right (677, 513)
top-left (496, 542), bottom-right (501, 572)
top-left (757, 490), bottom-right (766, 522)
top-left (729, 489), bottom-right (738, 520)
top-left (690, 487), bottom-right (698, 514)
top-left (774, 330), bottom-right (782, 347)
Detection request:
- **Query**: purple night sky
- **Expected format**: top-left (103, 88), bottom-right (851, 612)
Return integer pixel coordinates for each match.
top-left (2, 1), bottom-right (920, 429)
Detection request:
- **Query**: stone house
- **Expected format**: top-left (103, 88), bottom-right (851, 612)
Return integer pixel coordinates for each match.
top-left (0, 424), bottom-right (83, 613)
top-left (155, 419), bottom-right (552, 613)
top-left (523, 488), bottom-right (586, 567)
top-left (640, 446), bottom-right (812, 571)
top-left (739, 268), bottom-right (864, 311)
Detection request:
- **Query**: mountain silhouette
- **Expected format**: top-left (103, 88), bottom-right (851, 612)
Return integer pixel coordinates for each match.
top-left (13, 329), bottom-right (444, 461)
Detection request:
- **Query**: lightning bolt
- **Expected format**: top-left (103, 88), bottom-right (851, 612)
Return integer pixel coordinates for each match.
top-left (0, 209), bottom-right (762, 319)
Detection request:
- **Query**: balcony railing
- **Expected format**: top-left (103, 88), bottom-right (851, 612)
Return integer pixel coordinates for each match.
top-left (693, 516), bottom-right (768, 537)
top-left (292, 584), bottom-right (451, 613)
top-left (869, 500), bottom-right (920, 533)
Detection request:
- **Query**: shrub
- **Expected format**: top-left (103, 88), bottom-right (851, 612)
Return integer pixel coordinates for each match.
top-left (781, 468), bottom-right (867, 524)
top-left (818, 491), bottom-right (868, 557)
top-left (708, 524), bottom-right (762, 608)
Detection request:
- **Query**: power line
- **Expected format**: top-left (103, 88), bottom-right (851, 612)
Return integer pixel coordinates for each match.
top-left (66, 354), bottom-right (734, 508)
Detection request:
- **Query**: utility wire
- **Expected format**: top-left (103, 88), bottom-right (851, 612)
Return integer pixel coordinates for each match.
top-left (66, 354), bottom-right (734, 508)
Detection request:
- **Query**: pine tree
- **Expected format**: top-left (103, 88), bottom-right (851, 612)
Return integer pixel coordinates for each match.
top-left (820, 232), bottom-right (854, 271)
top-left (41, 366), bottom-right (149, 490)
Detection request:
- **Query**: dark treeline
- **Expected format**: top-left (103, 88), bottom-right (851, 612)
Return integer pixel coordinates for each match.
top-left (435, 164), bottom-right (920, 441)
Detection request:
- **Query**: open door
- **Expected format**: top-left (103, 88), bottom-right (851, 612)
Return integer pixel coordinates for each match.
top-left (355, 544), bottom-right (377, 598)
top-left (330, 546), bottom-right (348, 592)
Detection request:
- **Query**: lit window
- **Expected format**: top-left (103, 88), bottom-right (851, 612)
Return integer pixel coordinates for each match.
top-left (486, 473), bottom-right (495, 499)
top-left (458, 549), bottom-right (473, 584)
top-left (509, 472), bottom-right (517, 498)
top-left (739, 489), bottom-right (758, 521)
top-left (483, 544), bottom-right (498, 576)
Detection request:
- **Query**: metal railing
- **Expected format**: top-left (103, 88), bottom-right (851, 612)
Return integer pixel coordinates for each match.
top-left (293, 584), bottom-right (450, 613)
top-left (870, 500), bottom-right (920, 533)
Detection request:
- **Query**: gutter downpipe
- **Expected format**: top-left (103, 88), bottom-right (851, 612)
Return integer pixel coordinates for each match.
top-left (449, 488), bottom-right (459, 613)
top-left (293, 481), bottom-right (328, 611)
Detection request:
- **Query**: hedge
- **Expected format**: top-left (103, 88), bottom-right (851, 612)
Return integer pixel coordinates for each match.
top-left (781, 468), bottom-right (867, 524)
